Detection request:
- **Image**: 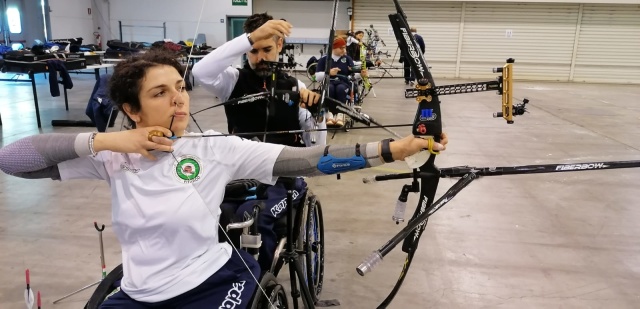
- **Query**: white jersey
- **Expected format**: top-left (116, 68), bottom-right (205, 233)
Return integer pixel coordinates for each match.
top-left (58, 130), bottom-right (284, 302)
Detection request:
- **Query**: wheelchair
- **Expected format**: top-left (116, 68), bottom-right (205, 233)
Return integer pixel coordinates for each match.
top-left (306, 61), bottom-right (370, 133)
top-left (84, 178), bottom-right (325, 309)
top-left (324, 73), bottom-right (366, 133)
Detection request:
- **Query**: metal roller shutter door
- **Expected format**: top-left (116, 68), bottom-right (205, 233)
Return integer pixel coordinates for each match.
top-left (353, 0), bottom-right (463, 78)
top-left (572, 4), bottom-right (640, 84)
top-left (459, 2), bottom-right (580, 81)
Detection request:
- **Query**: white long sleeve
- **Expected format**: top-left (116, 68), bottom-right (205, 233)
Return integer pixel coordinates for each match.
top-left (192, 34), bottom-right (253, 102)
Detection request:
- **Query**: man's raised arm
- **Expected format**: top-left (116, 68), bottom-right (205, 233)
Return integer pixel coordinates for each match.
top-left (192, 34), bottom-right (253, 101)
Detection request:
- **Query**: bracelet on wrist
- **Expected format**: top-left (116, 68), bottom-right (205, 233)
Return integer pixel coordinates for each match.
top-left (380, 138), bottom-right (394, 163)
top-left (246, 33), bottom-right (254, 45)
top-left (88, 132), bottom-right (98, 157)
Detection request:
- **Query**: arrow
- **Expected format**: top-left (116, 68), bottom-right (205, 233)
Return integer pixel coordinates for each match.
top-left (25, 269), bottom-right (34, 309)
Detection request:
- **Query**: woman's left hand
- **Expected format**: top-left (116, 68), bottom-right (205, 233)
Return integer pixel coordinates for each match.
top-left (390, 132), bottom-right (449, 161)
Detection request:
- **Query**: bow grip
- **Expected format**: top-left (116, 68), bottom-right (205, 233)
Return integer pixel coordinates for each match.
top-left (305, 90), bottom-right (322, 118)
top-left (412, 83), bottom-right (442, 143)
top-left (307, 88), bottom-right (333, 121)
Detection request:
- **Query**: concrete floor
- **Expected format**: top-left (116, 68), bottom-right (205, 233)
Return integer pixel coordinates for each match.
top-left (1, 69), bottom-right (639, 309)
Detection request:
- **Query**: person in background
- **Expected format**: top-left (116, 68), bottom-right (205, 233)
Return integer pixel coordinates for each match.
top-left (192, 13), bottom-right (326, 147)
top-left (315, 37), bottom-right (368, 127)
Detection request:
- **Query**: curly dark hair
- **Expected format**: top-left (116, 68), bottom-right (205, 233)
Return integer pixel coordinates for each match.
top-left (243, 12), bottom-right (273, 34)
top-left (108, 48), bottom-right (185, 128)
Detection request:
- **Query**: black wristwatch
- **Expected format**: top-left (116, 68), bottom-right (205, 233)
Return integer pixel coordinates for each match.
top-left (246, 33), bottom-right (254, 45)
top-left (381, 138), bottom-right (395, 163)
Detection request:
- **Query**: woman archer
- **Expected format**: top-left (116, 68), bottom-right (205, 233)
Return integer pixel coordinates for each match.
top-left (0, 45), bottom-right (447, 307)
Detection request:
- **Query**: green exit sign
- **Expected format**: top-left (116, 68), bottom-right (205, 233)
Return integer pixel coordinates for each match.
top-left (232, 0), bottom-right (247, 6)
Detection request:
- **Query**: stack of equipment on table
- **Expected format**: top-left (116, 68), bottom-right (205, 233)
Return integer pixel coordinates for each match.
top-left (151, 40), bottom-right (215, 57)
top-left (0, 45), bottom-right (13, 57)
top-left (1, 50), bottom-right (87, 74)
top-left (49, 37), bottom-right (84, 52)
top-left (103, 39), bottom-right (215, 59)
top-left (1, 51), bottom-right (85, 97)
top-left (190, 43), bottom-right (214, 55)
top-left (104, 39), bottom-right (148, 59)
top-left (2, 41), bottom-right (101, 66)
top-left (48, 37), bottom-right (101, 53)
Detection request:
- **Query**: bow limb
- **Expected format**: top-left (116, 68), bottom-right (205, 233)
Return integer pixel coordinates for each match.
top-left (183, 0), bottom-right (209, 135)
top-left (373, 1), bottom-right (444, 307)
top-left (310, 0), bottom-right (339, 124)
top-left (360, 43), bottom-right (372, 92)
top-left (182, 0), bottom-right (207, 85)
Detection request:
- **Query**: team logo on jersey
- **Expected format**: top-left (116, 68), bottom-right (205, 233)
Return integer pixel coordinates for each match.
top-left (173, 155), bottom-right (203, 184)
top-left (341, 57), bottom-right (347, 63)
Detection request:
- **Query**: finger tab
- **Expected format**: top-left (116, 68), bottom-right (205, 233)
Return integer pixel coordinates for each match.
top-left (148, 130), bottom-right (165, 142)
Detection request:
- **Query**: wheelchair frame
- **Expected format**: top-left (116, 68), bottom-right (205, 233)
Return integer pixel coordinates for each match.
top-left (343, 73), bottom-right (367, 133)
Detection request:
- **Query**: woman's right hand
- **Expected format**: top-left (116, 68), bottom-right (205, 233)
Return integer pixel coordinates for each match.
top-left (93, 127), bottom-right (175, 160)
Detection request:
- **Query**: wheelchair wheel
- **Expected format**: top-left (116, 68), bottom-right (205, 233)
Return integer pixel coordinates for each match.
top-left (302, 195), bottom-right (325, 301)
top-left (270, 190), bottom-right (324, 301)
top-left (84, 264), bottom-right (123, 309)
top-left (251, 273), bottom-right (289, 309)
top-left (306, 63), bottom-right (318, 82)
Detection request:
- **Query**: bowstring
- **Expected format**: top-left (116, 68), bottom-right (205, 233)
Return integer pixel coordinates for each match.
top-left (181, 0), bottom-right (205, 84)
top-left (173, 0), bottom-right (276, 306)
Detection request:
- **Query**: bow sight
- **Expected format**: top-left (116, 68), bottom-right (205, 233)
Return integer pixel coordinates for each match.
top-left (261, 59), bottom-right (297, 71)
top-left (403, 58), bottom-right (528, 124)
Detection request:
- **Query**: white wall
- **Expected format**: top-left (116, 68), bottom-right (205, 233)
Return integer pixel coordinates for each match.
top-left (354, 1), bottom-right (640, 83)
top-left (106, 0), bottom-right (252, 47)
top-left (253, 0), bottom-right (351, 38)
top-left (253, 0), bottom-right (351, 71)
top-left (49, 0), bottom-right (95, 42)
